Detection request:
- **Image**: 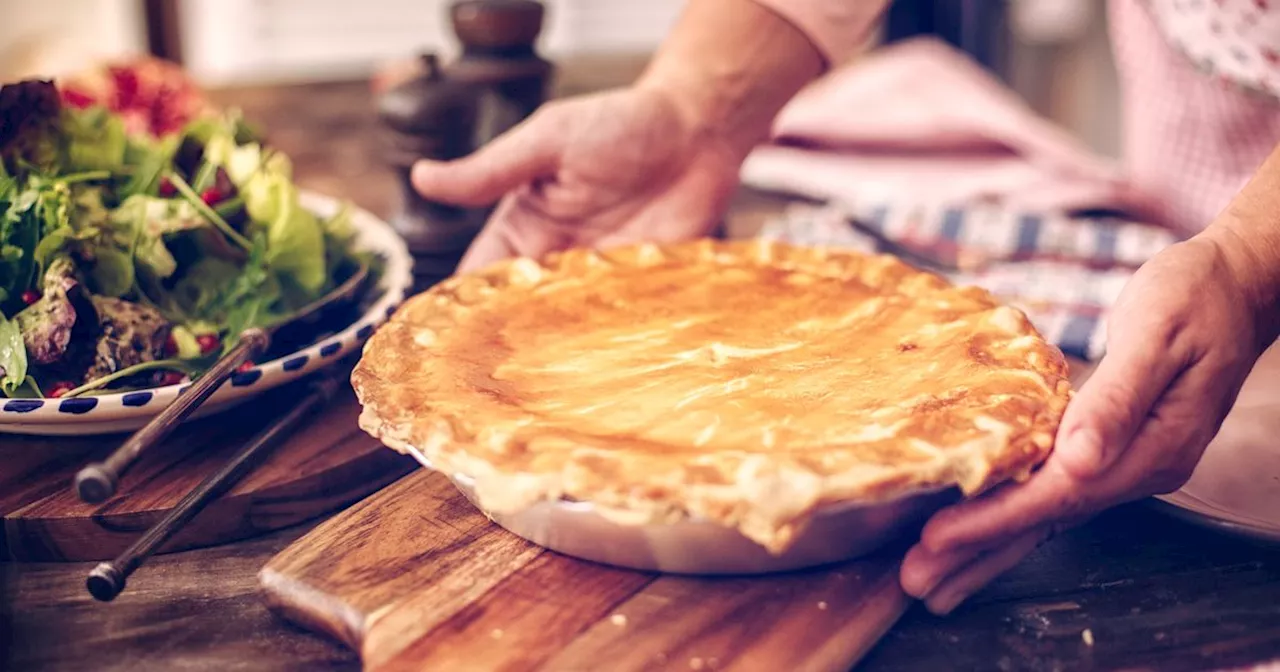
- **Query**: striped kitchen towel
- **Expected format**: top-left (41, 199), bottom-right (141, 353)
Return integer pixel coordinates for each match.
top-left (757, 202), bottom-right (1182, 361)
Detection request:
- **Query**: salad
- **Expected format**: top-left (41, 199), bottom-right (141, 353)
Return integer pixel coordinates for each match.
top-left (0, 77), bottom-right (373, 400)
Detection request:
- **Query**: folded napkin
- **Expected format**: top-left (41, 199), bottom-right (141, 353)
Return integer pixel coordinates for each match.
top-left (758, 202), bottom-right (1179, 362)
top-left (741, 36), bottom-right (1181, 361)
top-left (742, 37), bottom-right (1158, 220)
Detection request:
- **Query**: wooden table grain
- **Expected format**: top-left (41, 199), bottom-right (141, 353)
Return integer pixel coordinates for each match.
top-left (6, 501), bottom-right (1280, 672)
top-left (4, 74), bottom-right (1280, 672)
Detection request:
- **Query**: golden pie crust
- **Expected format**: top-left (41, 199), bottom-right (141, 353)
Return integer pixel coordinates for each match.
top-left (352, 239), bottom-right (1073, 553)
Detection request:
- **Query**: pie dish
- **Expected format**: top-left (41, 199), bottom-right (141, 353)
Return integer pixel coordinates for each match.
top-left (352, 238), bottom-right (1073, 554)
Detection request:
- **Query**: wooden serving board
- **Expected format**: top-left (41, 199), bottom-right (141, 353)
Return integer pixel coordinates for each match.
top-left (1, 384), bottom-right (415, 562)
top-left (261, 469), bottom-right (914, 672)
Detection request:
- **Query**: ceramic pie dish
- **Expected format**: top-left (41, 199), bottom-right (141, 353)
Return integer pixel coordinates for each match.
top-left (353, 238), bottom-right (1073, 573)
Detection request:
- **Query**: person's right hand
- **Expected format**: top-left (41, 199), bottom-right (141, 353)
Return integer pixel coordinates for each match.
top-left (411, 85), bottom-right (747, 273)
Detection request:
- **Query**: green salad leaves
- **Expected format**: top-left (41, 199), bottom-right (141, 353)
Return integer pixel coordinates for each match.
top-left (0, 79), bottom-right (372, 398)
top-left (0, 313), bottom-right (25, 396)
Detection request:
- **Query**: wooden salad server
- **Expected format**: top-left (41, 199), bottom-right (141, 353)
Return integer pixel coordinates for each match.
top-left (73, 262), bottom-right (371, 504)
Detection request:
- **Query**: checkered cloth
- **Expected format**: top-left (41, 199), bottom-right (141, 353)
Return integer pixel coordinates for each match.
top-left (757, 202), bottom-right (1182, 361)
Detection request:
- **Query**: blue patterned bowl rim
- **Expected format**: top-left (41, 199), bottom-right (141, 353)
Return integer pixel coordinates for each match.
top-left (0, 191), bottom-right (415, 428)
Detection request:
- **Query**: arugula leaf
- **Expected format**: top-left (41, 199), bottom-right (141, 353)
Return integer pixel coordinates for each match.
top-left (265, 187), bottom-right (326, 295)
top-left (181, 110), bottom-right (260, 149)
top-left (9, 376), bottom-right (43, 399)
top-left (110, 193), bottom-right (207, 280)
top-left (0, 185), bottom-right (45, 315)
top-left (0, 160), bottom-right (14, 197)
top-left (169, 232), bottom-right (280, 348)
top-left (320, 203), bottom-right (380, 284)
top-left (170, 256), bottom-right (243, 317)
top-left (120, 133), bottom-right (179, 199)
top-left (31, 228), bottom-right (71, 273)
top-left (229, 153), bottom-right (325, 295)
top-left (31, 186), bottom-right (110, 283)
top-left (89, 247), bottom-right (133, 297)
top-left (0, 313), bottom-right (26, 396)
top-left (61, 356), bottom-right (210, 398)
top-left (60, 106), bottom-right (127, 173)
top-left (198, 127), bottom-right (326, 292)
top-left (167, 171), bottom-right (251, 251)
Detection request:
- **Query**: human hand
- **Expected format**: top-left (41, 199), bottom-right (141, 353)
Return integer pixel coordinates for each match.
top-left (409, 0), bottom-right (828, 273)
top-left (410, 86), bottom-right (746, 273)
top-left (900, 234), bottom-right (1278, 614)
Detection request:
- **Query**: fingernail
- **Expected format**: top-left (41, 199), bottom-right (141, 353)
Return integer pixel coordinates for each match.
top-left (900, 548), bottom-right (953, 598)
top-left (900, 566), bottom-right (938, 599)
top-left (410, 159), bottom-right (440, 177)
top-left (926, 589), bottom-right (966, 616)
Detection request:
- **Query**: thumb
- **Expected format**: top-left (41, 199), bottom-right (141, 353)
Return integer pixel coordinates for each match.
top-left (1053, 328), bottom-right (1181, 478)
top-left (455, 196), bottom-right (523, 273)
top-left (411, 113), bottom-right (563, 207)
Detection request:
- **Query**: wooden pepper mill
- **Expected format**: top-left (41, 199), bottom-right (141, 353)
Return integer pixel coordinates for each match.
top-left (377, 52), bottom-right (484, 292)
top-left (376, 1), bottom-right (553, 293)
top-left (446, 0), bottom-right (554, 146)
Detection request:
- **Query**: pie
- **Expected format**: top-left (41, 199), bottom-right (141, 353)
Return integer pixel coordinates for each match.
top-left (352, 238), bottom-right (1073, 553)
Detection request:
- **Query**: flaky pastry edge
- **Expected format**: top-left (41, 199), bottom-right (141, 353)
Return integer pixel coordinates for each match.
top-left (351, 238), bottom-right (1074, 554)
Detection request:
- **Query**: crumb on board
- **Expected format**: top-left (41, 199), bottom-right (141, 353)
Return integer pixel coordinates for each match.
top-left (690, 657), bottom-right (705, 670)
top-left (1082, 629), bottom-right (1095, 647)
top-left (610, 614), bottom-right (628, 627)
top-left (817, 601), bottom-right (829, 610)
top-left (491, 628), bottom-right (504, 640)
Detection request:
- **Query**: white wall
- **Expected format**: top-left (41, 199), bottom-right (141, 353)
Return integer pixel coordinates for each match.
top-left (180, 0), bottom-right (686, 86)
top-left (0, 0), bottom-right (147, 82)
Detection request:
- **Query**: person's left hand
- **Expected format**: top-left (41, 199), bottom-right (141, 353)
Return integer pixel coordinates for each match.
top-left (899, 233), bottom-right (1278, 615)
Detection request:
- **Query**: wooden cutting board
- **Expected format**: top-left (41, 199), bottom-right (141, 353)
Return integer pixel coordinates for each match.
top-left (260, 469), bottom-right (915, 672)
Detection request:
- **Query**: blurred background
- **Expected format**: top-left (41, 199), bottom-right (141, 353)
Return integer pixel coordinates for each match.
top-left (1, 0), bottom-right (1117, 155)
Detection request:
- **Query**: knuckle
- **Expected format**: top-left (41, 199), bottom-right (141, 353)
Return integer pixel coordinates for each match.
top-left (530, 100), bottom-right (570, 127)
top-left (1149, 318), bottom-right (1183, 352)
top-left (1108, 300), bottom-right (1181, 347)
top-left (1089, 382), bottom-right (1144, 431)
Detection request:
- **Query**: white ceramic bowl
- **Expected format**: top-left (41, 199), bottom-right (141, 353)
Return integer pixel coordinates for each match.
top-left (0, 191), bottom-right (413, 436)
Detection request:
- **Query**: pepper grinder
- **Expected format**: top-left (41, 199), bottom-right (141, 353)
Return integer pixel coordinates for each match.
top-left (376, 53), bottom-right (484, 292)
top-left (446, 0), bottom-right (554, 147)
top-left (376, 2), bottom-right (553, 292)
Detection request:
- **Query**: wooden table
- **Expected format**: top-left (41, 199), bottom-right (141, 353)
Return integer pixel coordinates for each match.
top-left (5, 76), bottom-right (1280, 672)
top-left (7, 500), bottom-right (1280, 672)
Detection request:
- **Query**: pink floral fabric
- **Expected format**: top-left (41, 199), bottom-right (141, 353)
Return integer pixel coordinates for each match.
top-left (751, 0), bottom-right (1280, 235)
top-left (1113, 0), bottom-right (1280, 234)
top-left (1145, 0), bottom-right (1280, 99)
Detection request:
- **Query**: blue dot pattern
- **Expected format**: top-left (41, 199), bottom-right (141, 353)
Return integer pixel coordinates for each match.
top-left (122, 392), bottom-right (153, 407)
top-left (3, 400), bottom-right (43, 413)
top-left (58, 398), bottom-right (98, 414)
top-left (231, 369), bottom-right (263, 387)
